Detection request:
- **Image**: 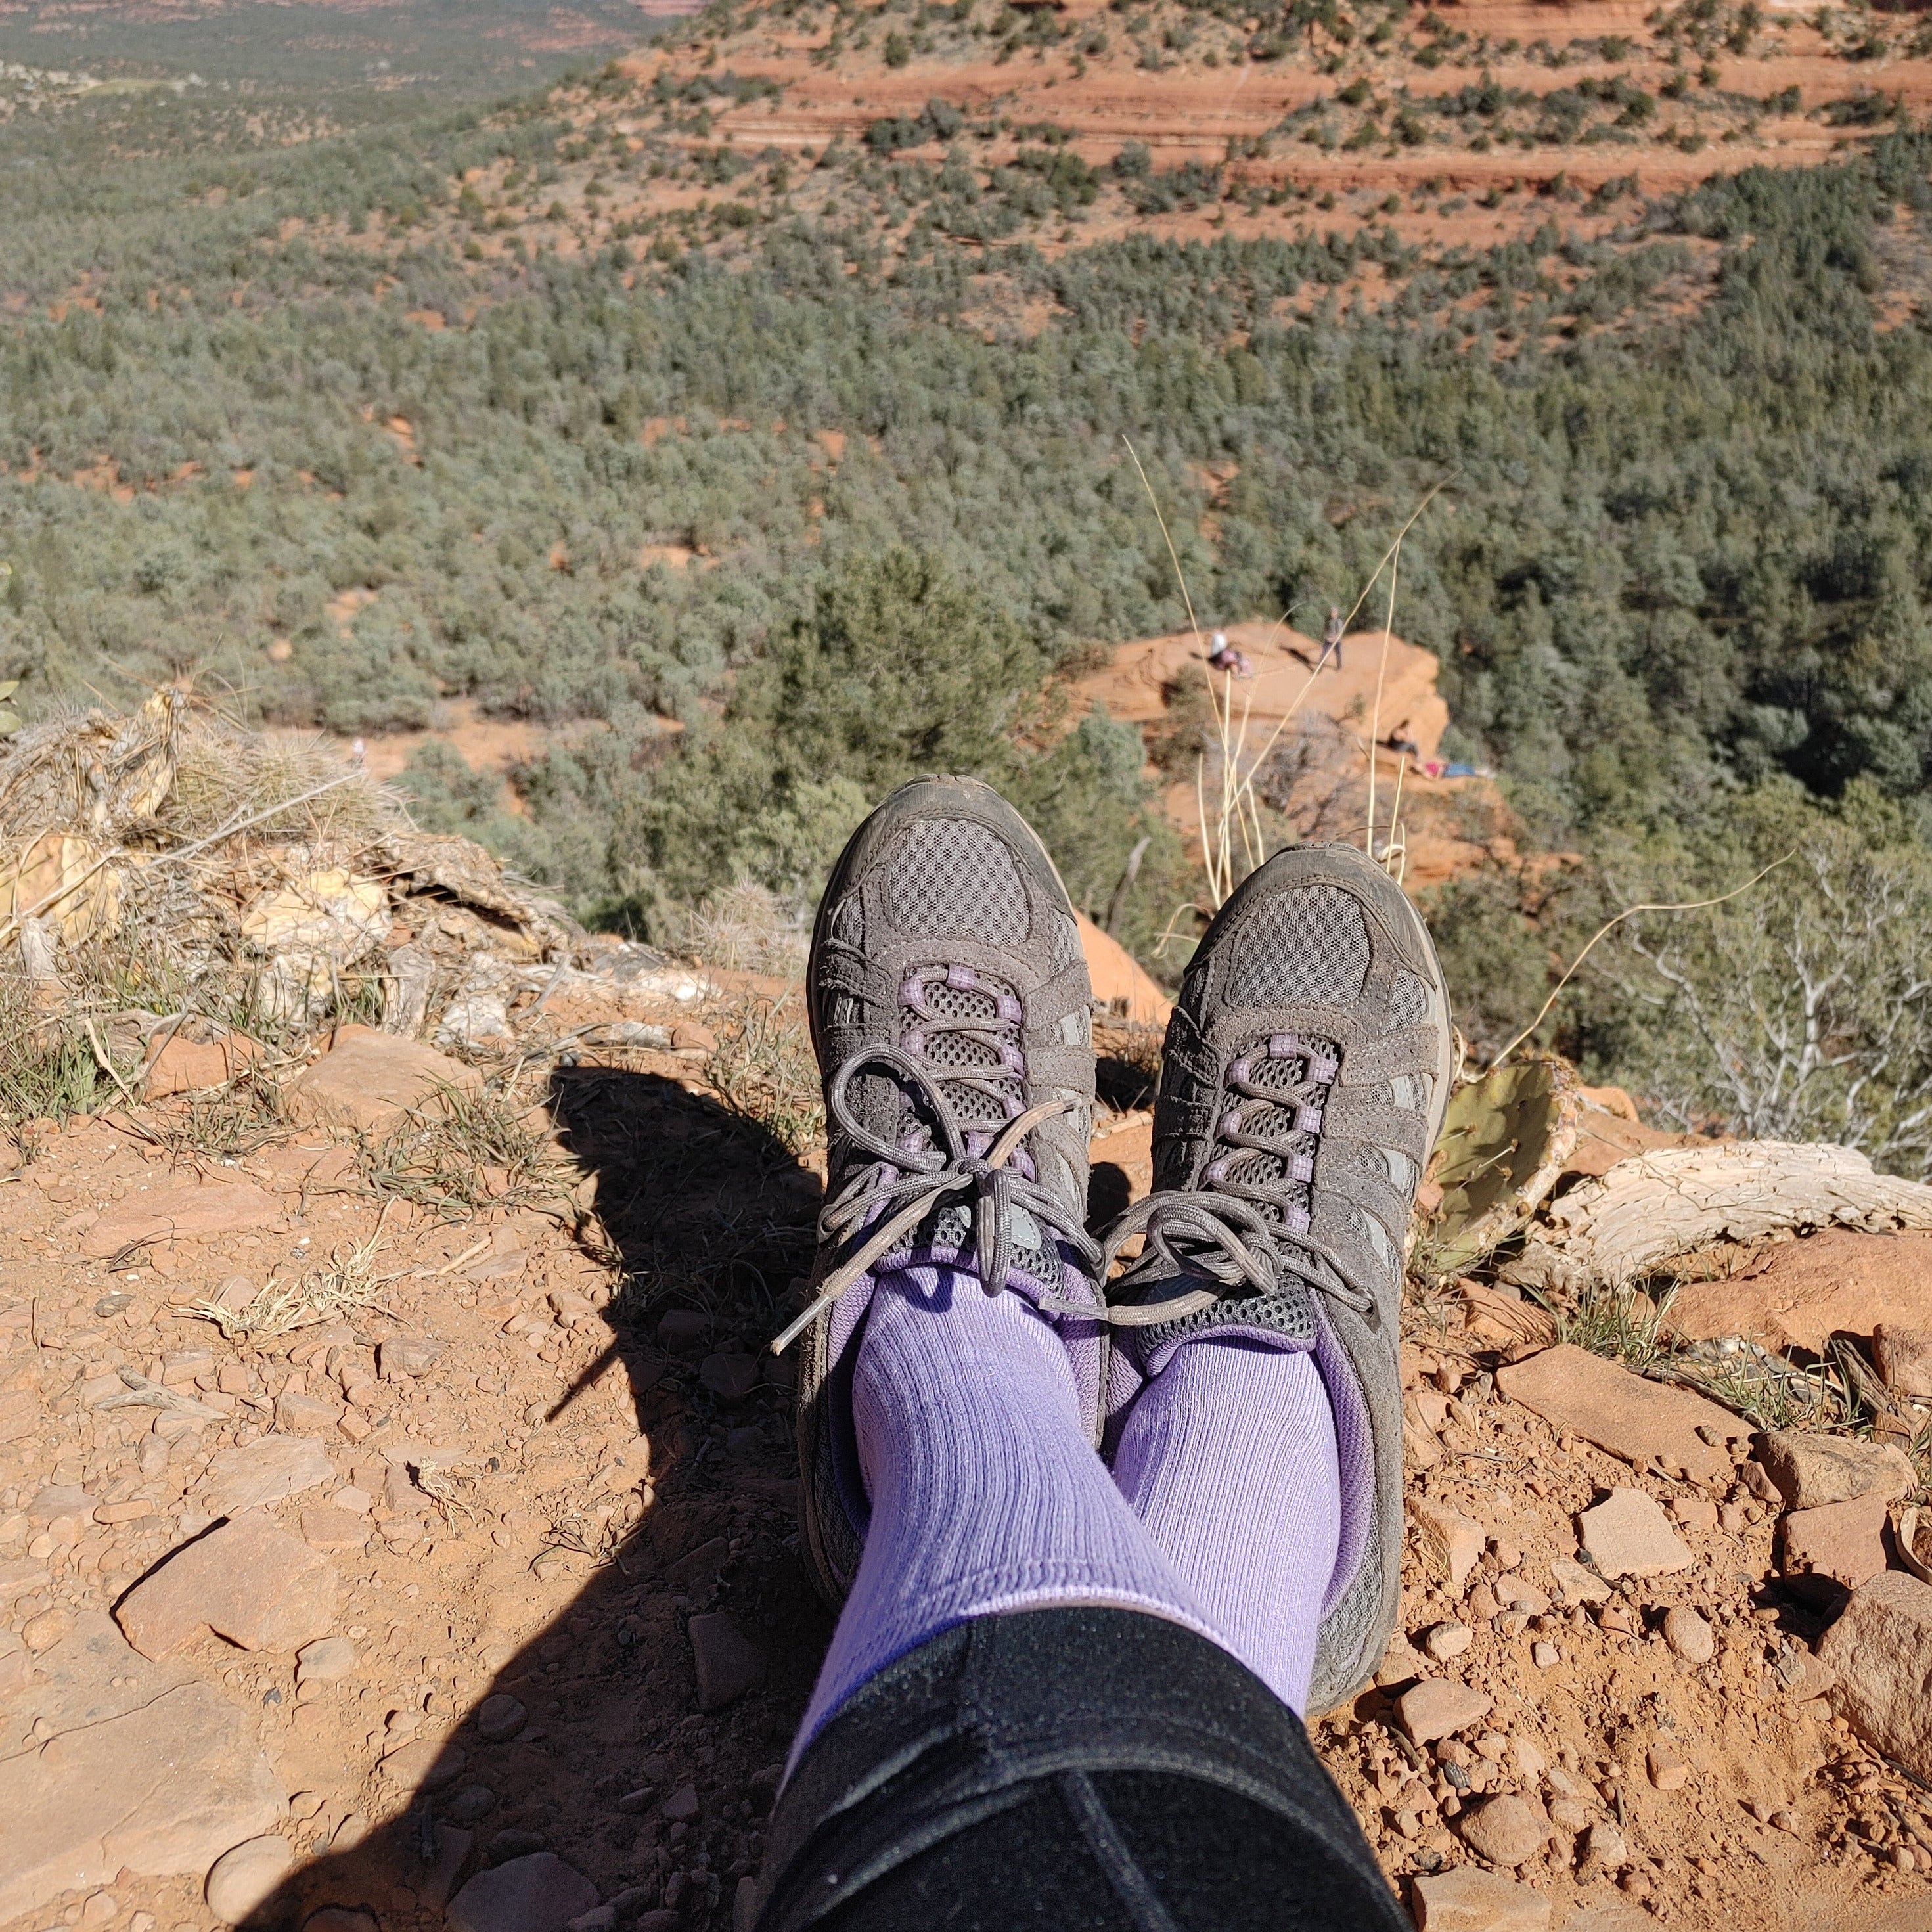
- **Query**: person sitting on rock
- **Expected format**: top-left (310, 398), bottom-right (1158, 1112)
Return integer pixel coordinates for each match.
top-left (748, 775), bottom-right (1446, 1932)
top-left (1207, 629), bottom-right (1252, 678)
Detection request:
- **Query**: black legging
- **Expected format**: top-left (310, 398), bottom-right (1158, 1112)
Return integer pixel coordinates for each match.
top-left (752, 1607), bottom-right (1408, 1931)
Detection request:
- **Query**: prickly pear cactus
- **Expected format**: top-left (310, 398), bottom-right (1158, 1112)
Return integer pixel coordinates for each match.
top-left (1418, 1055), bottom-right (1581, 1275)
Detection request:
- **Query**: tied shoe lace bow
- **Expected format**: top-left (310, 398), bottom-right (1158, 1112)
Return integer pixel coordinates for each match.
top-left (771, 1045), bottom-right (1103, 1354)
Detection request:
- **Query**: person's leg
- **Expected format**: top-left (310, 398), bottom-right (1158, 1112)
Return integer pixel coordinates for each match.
top-left (1101, 840), bottom-right (1452, 1715)
top-left (786, 777), bottom-right (1219, 1758)
top-left (796, 1264), bottom-right (1217, 1752)
top-left (768, 788), bottom-right (1435, 1929)
top-left (1109, 1340), bottom-right (1339, 1713)
top-left (759, 1608), bottom-right (1408, 1932)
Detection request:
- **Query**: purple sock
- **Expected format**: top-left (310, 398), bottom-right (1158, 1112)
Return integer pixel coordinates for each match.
top-left (795, 1267), bottom-right (1217, 1755)
top-left (1110, 1339), bottom-right (1341, 1713)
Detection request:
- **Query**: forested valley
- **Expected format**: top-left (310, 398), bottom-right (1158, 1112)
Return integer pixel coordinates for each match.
top-left (8, 0), bottom-right (1932, 1161)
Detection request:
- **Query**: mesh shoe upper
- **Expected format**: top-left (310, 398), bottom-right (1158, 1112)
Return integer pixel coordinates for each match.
top-left (792, 778), bottom-right (1101, 1607)
top-left (1115, 842), bottom-right (1452, 1713)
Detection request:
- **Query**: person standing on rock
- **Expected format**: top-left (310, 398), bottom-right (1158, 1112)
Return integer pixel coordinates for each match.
top-left (1322, 605), bottom-right (1346, 671)
top-left (751, 776), bottom-right (1447, 1930)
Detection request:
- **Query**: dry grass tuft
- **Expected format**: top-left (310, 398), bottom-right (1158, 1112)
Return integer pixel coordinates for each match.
top-left (162, 713), bottom-right (404, 851)
top-left (355, 1077), bottom-right (580, 1219)
top-left (191, 1232), bottom-right (402, 1339)
top-left (706, 987), bottom-right (824, 1155)
top-left (675, 883), bottom-right (810, 977)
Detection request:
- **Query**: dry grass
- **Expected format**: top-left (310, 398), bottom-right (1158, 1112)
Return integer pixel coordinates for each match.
top-left (191, 1231), bottom-right (403, 1340)
top-left (162, 711), bottom-right (403, 851)
top-left (705, 987), bottom-right (824, 1156)
top-left (125, 1069), bottom-right (295, 1165)
top-left (1124, 438), bottom-right (1448, 908)
top-left (675, 882), bottom-right (809, 977)
top-left (354, 1077), bottom-right (581, 1221)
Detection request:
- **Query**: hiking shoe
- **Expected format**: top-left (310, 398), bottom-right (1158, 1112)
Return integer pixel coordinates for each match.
top-left (784, 776), bottom-right (1103, 1609)
top-left (1100, 843), bottom-right (1452, 1712)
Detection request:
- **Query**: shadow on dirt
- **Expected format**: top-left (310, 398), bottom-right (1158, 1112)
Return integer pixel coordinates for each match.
top-left (257, 1067), bottom-right (829, 1932)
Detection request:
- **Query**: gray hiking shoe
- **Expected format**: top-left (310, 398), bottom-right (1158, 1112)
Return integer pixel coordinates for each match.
top-left (783, 776), bottom-right (1103, 1609)
top-left (1101, 843), bottom-right (1452, 1713)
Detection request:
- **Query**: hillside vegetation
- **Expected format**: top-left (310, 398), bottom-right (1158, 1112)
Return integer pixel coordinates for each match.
top-left (7, 0), bottom-right (1932, 1158)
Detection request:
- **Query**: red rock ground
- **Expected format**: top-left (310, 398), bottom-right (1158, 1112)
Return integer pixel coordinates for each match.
top-left (5, 992), bottom-right (1931, 1932)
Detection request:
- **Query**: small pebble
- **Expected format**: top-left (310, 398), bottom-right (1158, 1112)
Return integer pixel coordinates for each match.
top-left (476, 1693), bottom-right (528, 1742)
top-left (1648, 1740), bottom-right (1692, 1793)
top-left (1662, 1606), bottom-right (1717, 1665)
top-left (1531, 1641), bottom-right (1560, 1669)
top-left (205, 1836), bottom-right (294, 1926)
top-left (1423, 1621), bottom-right (1474, 1662)
top-left (449, 1784), bottom-right (499, 1825)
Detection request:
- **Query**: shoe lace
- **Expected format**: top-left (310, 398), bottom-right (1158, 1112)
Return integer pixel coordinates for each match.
top-left (771, 1041), bottom-right (1102, 1353)
top-left (1098, 1032), bottom-right (1373, 1327)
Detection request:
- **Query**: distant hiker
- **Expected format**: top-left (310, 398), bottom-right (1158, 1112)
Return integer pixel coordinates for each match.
top-left (1321, 606), bottom-right (1345, 669)
top-left (1207, 629), bottom-right (1252, 678)
top-left (1387, 721), bottom-right (1422, 760)
top-left (350, 737), bottom-right (367, 765)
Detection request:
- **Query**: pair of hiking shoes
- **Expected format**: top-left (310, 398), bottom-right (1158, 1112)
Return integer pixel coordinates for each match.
top-left (778, 776), bottom-right (1451, 1713)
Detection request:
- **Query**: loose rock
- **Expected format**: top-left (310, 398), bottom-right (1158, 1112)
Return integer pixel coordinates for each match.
top-left (1409, 1496), bottom-right (1486, 1592)
top-left (115, 1512), bottom-right (342, 1658)
top-left (204, 1836), bottom-right (293, 1927)
top-left (447, 1853), bottom-right (600, 1932)
top-left (1548, 1556), bottom-right (1612, 1605)
top-left (284, 1025), bottom-right (485, 1133)
top-left (294, 1636), bottom-right (357, 1684)
top-left (1411, 1866), bottom-right (1552, 1931)
top-left (1818, 1571), bottom-right (1932, 1779)
top-left (380, 1334), bottom-right (448, 1381)
top-left (655, 1309), bottom-right (711, 1357)
top-left (1668, 1224), bottom-right (1932, 1355)
top-left (275, 1391), bottom-right (341, 1437)
top-left (1458, 1793), bottom-right (1551, 1869)
top-left (196, 1437), bottom-right (334, 1519)
top-left (489, 1829), bottom-right (548, 1862)
top-left (1423, 1621), bottom-right (1474, 1662)
top-left (1755, 1429), bottom-right (1914, 1510)
top-left (1875, 1322), bottom-right (1932, 1401)
top-left (1781, 1490), bottom-right (1891, 1600)
top-left (81, 1181), bottom-right (283, 1259)
top-left (1396, 1678), bottom-right (1493, 1745)
top-left (689, 1611), bottom-right (766, 1710)
top-left (299, 1506), bottom-right (369, 1553)
top-left (379, 1736), bottom-right (467, 1792)
top-left (0, 1665), bottom-right (284, 1923)
top-left (1575, 1489), bottom-right (1693, 1581)
top-left (667, 1537), bottom-right (732, 1589)
top-left (698, 1353), bottom-right (761, 1402)
top-left (476, 1693), bottom-right (528, 1742)
top-left (1646, 1740), bottom-right (1690, 1793)
top-left (1495, 1345), bottom-right (1739, 1484)
top-left (1660, 1607), bottom-right (1715, 1664)
top-left (1579, 1820), bottom-right (1629, 1880)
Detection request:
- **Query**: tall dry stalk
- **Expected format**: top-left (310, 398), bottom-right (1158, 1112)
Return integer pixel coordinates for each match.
top-left (1126, 441), bottom-right (1449, 908)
